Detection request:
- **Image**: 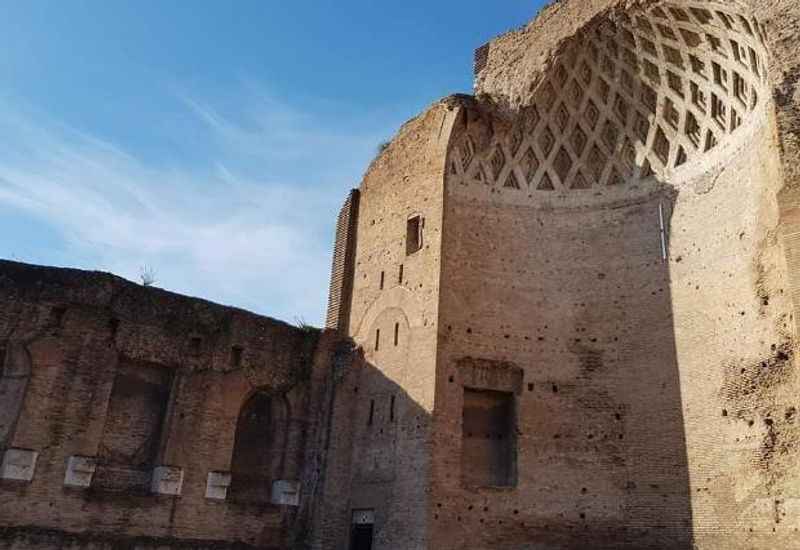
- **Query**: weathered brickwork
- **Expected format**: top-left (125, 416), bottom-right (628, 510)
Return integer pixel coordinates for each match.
top-left (333, 1), bottom-right (800, 549)
top-left (0, 261), bottom-right (355, 550)
top-left (320, 101), bottom-right (461, 549)
top-left (5, 1), bottom-right (800, 549)
top-left (326, 190), bottom-right (361, 334)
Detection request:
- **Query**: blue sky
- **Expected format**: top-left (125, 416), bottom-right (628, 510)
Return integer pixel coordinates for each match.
top-left (0, 0), bottom-right (544, 325)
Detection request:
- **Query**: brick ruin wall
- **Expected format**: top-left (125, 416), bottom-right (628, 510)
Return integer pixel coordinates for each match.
top-left (325, 190), bottom-right (360, 334)
top-left (0, 260), bottom-right (354, 550)
top-left (429, 1), bottom-right (800, 548)
top-left (4, 1), bottom-right (800, 549)
top-left (333, 0), bottom-right (800, 548)
top-left (313, 102), bottom-right (463, 549)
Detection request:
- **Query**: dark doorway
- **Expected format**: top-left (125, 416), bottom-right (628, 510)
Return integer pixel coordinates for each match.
top-left (349, 524), bottom-right (373, 550)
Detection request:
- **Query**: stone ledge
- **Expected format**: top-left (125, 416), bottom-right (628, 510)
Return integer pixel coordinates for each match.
top-left (0, 448), bottom-right (38, 483)
top-left (205, 471), bottom-right (232, 501)
top-left (271, 479), bottom-right (300, 506)
top-left (150, 466), bottom-right (184, 496)
top-left (63, 456), bottom-right (97, 489)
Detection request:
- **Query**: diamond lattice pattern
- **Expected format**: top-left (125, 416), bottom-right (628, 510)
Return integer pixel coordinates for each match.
top-left (450, 1), bottom-right (769, 193)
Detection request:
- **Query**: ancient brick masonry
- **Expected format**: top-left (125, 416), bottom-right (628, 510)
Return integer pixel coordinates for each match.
top-left (0, 260), bottom-right (362, 550)
top-left (328, 1), bottom-right (800, 549)
top-left (326, 189), bottom-right (361, 334)
top-left (6, 1), bottom-right (800, 549)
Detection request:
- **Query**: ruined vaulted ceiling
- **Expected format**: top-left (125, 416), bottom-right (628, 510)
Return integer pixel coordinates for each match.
top-left (450, 1), bottom-right (770, 196)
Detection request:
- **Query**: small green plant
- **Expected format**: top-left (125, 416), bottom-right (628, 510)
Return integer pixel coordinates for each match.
top-left (139, 265), bottom-right (157, 287)
top-left (294, 316), bottom-right (317, 333)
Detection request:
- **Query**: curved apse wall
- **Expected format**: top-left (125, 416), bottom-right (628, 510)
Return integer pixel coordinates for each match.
top-left (437, 2), bottom-right (795, 549)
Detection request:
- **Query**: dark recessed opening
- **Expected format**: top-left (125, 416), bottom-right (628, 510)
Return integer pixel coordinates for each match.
top-left (189, 336), bottom-right (202, 356)
top-left (461, 388), bottom-right (517, 488)
top-left (368, 399), bottom-right (375, 426)
top-left (406, 215), bottom-right (423, 255)
top-left (231, 346), bottom-right (244, 367)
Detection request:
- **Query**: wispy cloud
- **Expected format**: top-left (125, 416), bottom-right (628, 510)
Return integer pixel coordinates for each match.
top-left (0, 88), bottom-right (395, 324)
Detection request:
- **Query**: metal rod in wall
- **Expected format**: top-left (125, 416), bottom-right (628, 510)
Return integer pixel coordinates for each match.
top-left (658, 201), bottom-right (668, 261)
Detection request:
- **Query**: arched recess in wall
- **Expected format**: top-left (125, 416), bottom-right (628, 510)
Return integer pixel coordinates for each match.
top-left (354, 286), bottom-right (425, 346)
top-left (354, 287), bottom-right (420, 390)
top-left (94, 358), bottom-right (174, 493)
top-left (449, 1), bottom-right (772, 205)
top-left (0, 343), bottom-right (32, 448)
top-left (228, 389), bottom-right (289, 504)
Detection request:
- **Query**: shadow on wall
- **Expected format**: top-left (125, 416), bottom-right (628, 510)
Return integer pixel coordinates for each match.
top-left (0, 260), bottom-right (330, 550)
top-left (438, 179), bottom-right (694, 549)
top-left (436, 2), bottom-right (782, 546)
top-left (309, 341), bottom-right (434, 550)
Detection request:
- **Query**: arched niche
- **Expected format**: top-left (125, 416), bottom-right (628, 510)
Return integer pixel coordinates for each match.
top-left (228, 389), bottom-right (290, 504)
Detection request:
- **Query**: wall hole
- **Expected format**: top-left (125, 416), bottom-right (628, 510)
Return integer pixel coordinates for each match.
top-left (406, 215), bottom-right (423, 255)
top-left (109, 318), bottom-right (120, 339)
top-left (189, 336), bottom-right (202, 356)
top-left (231, 346), bottom-right (244, 368)
top-left (50, 306), bottom-right (67, 330)
top-left (368, 399), bottom-right (375, 426)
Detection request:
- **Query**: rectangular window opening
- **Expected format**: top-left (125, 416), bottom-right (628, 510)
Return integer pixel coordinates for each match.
top-left (406, 215), bottom-right (423, 255)
top-left (390, 395), bottom-right (396, 422)
top-left (379, 271), bottom-right (385, 290)
top-left (231, 346), bottom-right (244, 368)
top-left (189, 336), bottom-right (202, 356)
top-left (461, 388), bottom-right (516, 488)
top-left (394, 323), bottom-right (399, 346)
top-left (375, 329), bottom-right (380, 351)
top-left (398, 264), bottom-right (404, 285)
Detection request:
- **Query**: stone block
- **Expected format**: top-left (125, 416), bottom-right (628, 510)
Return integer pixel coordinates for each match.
top-left (271, 479), bottom-right (300, 506)
top-left (205, 471), bottom-right (232, 500)
top-left (150, 466), bottom-right (184, 496)
top-left (64, 455), bottom-right (97, 488)
top-left (0, 448), bottom-right (38, 482)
